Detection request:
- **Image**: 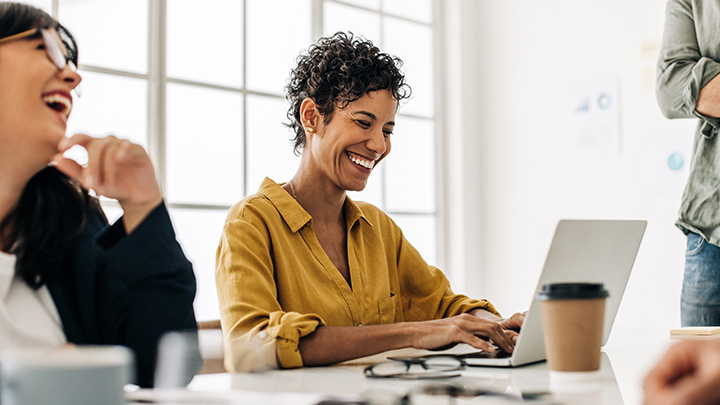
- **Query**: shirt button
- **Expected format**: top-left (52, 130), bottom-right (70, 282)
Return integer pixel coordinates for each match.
top-left (258, 331), bottom-right (268, 339)
top-left (357, 323), bottom-right (363, 327)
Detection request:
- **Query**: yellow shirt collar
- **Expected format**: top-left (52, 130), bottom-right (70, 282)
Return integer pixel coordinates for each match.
top-left (257, 177), bottom-right (372, 233)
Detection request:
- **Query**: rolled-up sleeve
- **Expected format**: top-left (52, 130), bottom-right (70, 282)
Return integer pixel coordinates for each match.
top-left (657, 0), bottom-right (720, 131)
top-left (215, 202), bottom-right (324, 371)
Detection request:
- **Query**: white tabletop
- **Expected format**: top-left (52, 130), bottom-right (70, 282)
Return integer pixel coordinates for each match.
top-left (129, 326), bottom-right (680, 404)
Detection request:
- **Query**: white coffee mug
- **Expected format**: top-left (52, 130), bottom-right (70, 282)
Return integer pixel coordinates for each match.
top-left (0, 346), bottom-right (133, 405)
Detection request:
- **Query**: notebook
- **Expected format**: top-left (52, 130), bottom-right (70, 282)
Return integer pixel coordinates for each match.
top-left (669, 327), bottom-right (720, 336)
top-left (413, 219), bottom-right (647, 367)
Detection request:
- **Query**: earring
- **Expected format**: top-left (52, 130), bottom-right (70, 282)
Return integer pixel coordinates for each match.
top-left (305, 127), bottom-right (315, 133)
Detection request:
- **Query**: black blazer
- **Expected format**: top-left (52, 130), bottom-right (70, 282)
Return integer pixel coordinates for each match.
top-left (46, 203), bottom-right (198, 387)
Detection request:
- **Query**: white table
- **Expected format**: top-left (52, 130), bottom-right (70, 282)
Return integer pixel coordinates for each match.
top-left (130, 326), bottom-right (680, 404)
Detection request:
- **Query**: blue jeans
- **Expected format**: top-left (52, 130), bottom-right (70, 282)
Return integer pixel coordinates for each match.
top-left (681, 231), bottom-right (720, 326)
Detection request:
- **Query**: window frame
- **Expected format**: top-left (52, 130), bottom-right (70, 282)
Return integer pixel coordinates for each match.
top-left (45, 0), bottom-right (449, 315)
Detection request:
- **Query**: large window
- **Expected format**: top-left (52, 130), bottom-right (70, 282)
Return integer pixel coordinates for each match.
top-left (25, 0), bottom-right (438, 321)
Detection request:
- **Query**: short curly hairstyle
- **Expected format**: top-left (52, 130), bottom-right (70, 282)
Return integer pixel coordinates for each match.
top-left (285, 32), bottom-right (411, 155)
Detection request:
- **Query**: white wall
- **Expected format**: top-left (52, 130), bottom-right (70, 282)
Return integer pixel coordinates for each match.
top-left (444, 0), bottom-right (697, 330)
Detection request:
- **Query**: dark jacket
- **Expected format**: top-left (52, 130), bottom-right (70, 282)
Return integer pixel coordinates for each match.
top-left (46, 203), bottom-right (198, 387)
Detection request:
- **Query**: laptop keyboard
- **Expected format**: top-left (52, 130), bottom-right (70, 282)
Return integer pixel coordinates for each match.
top-left (461, 350), bottom-right (512, 359)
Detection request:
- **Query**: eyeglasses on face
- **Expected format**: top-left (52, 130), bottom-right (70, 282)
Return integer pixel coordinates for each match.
top-left (364, 356), bottom-right (466, 379)
top-left (0, 28), bottom-right (81, 96)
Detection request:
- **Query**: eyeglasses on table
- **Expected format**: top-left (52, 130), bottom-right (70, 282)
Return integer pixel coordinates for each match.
top-left (316, 382), bottom-right (558, 405)
top-left (364, 356), bottom-right (466, 379)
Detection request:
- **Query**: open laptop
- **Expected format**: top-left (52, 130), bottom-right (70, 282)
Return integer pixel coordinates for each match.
top-left (419, 219), bottom-right (647, 367)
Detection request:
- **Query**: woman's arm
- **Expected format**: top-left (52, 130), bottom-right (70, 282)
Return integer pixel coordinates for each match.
top-left (294, 208), bottom-right (522, 366)
top-left (96, 203), bottom-right (198, 387)
top-left (217, 202), bottom-right (327, 371)
top-left (385, 215), bottom-right (525, 345)
top-left (52, 134), bottom-right (196, 387)
top-left (299, 313), bottom-right (516, 366)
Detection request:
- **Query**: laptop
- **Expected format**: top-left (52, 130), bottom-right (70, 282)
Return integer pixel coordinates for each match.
top-left (415, 219), bottom-right (647, 367)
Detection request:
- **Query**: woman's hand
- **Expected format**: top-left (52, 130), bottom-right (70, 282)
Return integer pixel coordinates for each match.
top-left (407, 313), bottom-right (516, 353)
top-left (52, 134), bottom-right (163, 233)
top-left (472, 309), bottom-right (526, 344)
top-left (499, 311), bottom-right (526, 344)
top-left (498, 311), bottom-right (526, 331)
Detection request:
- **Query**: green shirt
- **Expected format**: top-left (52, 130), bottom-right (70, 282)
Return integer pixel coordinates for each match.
top-left (657, 0), bottom-right (720, 243)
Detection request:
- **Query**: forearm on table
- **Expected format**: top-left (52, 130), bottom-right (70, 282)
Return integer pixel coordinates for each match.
top-left (298, 323), bottom-right (416, 366)
top-left (696, 73), bottom-right (720, 117)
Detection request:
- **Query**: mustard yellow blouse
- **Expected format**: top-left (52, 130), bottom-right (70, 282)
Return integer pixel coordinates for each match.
top-left (216, 178), bottom-right (499, 371)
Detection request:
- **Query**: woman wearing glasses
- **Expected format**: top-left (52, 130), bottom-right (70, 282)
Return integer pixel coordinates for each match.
top-left (0, 3), bottom-right (197, 387)
top-left (216, 32), bottom-right (524, 371)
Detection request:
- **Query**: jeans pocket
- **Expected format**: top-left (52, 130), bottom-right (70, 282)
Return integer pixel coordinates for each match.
top-left (686, 232), bottom-right (707, 257)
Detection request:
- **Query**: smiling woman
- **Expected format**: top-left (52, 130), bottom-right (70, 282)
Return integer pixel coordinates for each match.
top-left (0, 2), bottom-right (198, 388)
top-left (216, 32), bottom-right (526, 372)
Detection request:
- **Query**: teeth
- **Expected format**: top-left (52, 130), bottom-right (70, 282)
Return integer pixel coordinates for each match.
top-left (42, 94), bottom-right (72, 118)
top-left (348, 153), bottom-right (375, 170)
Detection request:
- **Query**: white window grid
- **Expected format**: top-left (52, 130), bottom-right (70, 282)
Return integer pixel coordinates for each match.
top-left (37, 0), bottom-right (444, 319)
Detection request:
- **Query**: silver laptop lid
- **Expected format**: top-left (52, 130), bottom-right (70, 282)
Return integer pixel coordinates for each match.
top-left (511, 219), bottom-right (646, 366)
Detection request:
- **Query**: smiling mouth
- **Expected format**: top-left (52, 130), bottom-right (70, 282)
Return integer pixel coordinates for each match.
top-left (42, 94), bottom-right (72, 121)
top-left (347, 151), bottom-right (376, 170)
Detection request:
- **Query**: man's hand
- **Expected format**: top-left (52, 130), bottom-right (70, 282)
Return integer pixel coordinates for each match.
top-left (644, 340), bottom-right (720, 405)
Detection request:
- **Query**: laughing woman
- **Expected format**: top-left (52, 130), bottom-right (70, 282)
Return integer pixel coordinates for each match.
top-left (0, 3), bottom-right (197, 387)
top-left (216, 32), bottom-right (524, 371)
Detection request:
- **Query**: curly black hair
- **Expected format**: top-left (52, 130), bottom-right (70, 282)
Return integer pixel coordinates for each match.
top-left (285, 32), bottom-right (411, 155)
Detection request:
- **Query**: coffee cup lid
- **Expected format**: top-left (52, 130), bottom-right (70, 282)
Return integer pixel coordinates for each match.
top-left (536, 283), bottom-right (609, 300)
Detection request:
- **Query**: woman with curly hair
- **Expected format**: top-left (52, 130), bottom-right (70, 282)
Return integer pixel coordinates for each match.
top-left (0, 2), bottom-right (197, 387)
top-left (216, 32), bottom-right (523, 371)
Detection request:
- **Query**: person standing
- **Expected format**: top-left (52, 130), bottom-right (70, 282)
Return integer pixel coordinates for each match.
top-left (657, 0), bottom-right (720, 326)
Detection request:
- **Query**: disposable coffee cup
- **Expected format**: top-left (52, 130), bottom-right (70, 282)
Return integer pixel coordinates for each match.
top-left (0, 346), bottom-right (133, 405)
top-left (536, 283), bottom-right (609, 373)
